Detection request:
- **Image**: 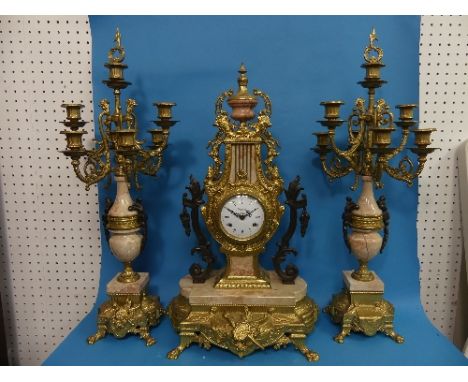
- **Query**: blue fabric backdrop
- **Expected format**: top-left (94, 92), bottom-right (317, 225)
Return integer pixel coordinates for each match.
top-left (45, 15), bottom-right (468, 365)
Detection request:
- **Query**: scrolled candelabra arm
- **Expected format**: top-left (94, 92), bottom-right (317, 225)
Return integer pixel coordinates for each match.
top-left (319, 152), bottom-right (354, 181)
top-left (382, 154), bottom-right (427, 187)
top-left (70, 147), bottom-right (111, 191)
top-left (135, 146), bottom-right (165, 177)
top-left (180, 176), bottom-right (216, 283)
top-left (347, 98), bottom-right (367, 145)
top-left (383, 126), bottom-right (410, 161)
top-left (273, 176), bottom-right (308, 284)
top-left (328, 126), bottom-right (362, 167)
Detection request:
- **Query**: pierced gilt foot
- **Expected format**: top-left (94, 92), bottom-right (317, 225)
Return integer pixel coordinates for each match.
top-left (334, 327), bottom-right (351, 344)
top-left (167, 333), bottom-right (196, 360)
top-left (140, 329), bottom-right (156, 347)
top-left (383, 328), bottom-right (404, 344)
top-left (290, 334), bottom-right (319, 362)
top-left (87, 325), bottom-right (107, 345)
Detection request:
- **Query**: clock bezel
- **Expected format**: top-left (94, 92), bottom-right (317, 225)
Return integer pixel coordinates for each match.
top-left (219, 193), bottom-right (266, 242)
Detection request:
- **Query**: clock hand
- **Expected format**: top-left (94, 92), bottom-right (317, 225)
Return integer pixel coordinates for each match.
top-left (240, 207), bottom-right (259, 217)
top-left (226, 208), bottom-right (244, 220)
top-left (246, 208), bottom-right (258, 217)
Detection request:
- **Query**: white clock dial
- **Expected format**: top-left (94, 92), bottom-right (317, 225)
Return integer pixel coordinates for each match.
top-left (220, 194), bottom-right (265, 240)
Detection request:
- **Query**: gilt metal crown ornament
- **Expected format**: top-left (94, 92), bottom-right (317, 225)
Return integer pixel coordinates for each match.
top-left (314, 28), bottom-right (437, 343)
top-left (59, 29), bottom-right (177, 345)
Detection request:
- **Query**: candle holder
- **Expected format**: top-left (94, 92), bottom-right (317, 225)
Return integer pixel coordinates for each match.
top-left (59, 29), bottom-right (177, 346)
top-left (313, 28), bottom-right (437, 344)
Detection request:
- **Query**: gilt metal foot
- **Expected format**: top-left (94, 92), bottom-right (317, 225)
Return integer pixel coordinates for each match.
top-left (87, 324), bottom-right (107, 345)
top-left (333, 327), bottom-right (351, 344)
top-left (139, 328), bottom-right (157, 347)
top-left (383, 327), bottom-right (404, 343)
top-left (167, 332), bottom-right (196, 360)
top-left (290, 334), bottom-right (319, 362)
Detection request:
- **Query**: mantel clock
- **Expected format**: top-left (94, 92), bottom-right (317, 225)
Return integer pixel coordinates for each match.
top-left (168, 65), bottom-right (319, 361)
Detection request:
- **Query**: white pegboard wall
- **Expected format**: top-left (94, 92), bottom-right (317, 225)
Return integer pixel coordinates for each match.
top-left (0, 16), bottom-right (101, 365)
top-left (418, 16), bottom-right (468, 341)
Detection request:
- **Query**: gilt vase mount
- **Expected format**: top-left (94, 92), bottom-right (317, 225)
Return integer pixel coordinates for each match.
top-left (314, 28), bottom-right (437, 344)
top-left (168, 64), bottom-right (319, 361)
top-left (59, 29), bottom-right (177, 346)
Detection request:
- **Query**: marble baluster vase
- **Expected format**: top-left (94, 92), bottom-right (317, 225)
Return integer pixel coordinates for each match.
top-left (87, 175), bottom-right (163, 346)
top-left (324, 175), bottom-right (404, 344)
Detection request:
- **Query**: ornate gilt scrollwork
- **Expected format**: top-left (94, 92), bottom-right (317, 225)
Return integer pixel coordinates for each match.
top-left (60, 28), bottom-right (176, 192)
top-left (314, 29), bottom-right (436, 191)
top-left (180, 176), bottom-right (216, 283)
top-left (167, 294), bottom-right (319, 361)
top-left (273, 176), bottom-right (309, 284)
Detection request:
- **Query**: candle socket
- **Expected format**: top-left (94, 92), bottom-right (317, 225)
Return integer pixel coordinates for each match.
top-left (60, 130), bottom-right (87, 151)
top-left (320, 101), bottom-right (344, 119)
top-left (412, 128), bottom-right (436, 148)
top-left (364, 63), bottom-right (382, 80)
top-left (114, 129), bottom-right (137, 149)
top-left (149, 129), bottom-right (167, 147)
top-left (62, 103), bottom-right (84, 125)
top-left (396, 104), bottom-right (417, 121)
top-left (154, 102), bottom-right (176, 120)
top-left (314, 132), bottom-right (330, 148)
top-left (372, 127), bottom-right (395, 148)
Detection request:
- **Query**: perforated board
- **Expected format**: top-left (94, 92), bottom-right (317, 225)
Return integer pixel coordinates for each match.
top-left (0, 16), bottom-right (100, 365)
top-left (418, 15), bottom-right (468, 341)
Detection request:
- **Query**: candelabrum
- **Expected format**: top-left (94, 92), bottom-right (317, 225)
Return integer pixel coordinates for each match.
top-left (313, 28), bottom-right (436, 343)
top-left (59, 29), bottom-right (177, 346)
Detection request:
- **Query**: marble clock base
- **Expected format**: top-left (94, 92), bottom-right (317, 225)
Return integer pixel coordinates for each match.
top-left (167, 270), bottom-right (319, 361)
top-left (324, 270), bottom-right (404, 344)
top-left (87, 272), bottom-right (163, 346)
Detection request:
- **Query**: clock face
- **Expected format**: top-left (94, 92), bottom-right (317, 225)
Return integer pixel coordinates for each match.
top-left (220, 194), bottom-right (265, 240)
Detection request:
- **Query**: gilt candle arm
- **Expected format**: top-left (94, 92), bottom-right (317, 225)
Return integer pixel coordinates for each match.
top-left (382, 153), bottom-right (428, 186)
top-left (380, 124), bottom-right (411, 161)
top-left (135, 146), bottom-right (165, 177)
top-left (318, 153), bottom-right (354, 180)
top-left (328, 130), bottom-right (358, 164)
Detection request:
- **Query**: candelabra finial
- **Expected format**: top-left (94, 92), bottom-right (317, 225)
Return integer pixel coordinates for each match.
top-left (364, 27), bottom-right (383, 64)
top-left (114, 28), bottom-right (121, 49)
top-left (108, 27), bottom-right (125, 64)
top-left (369, 27), bottom-right (377, 47)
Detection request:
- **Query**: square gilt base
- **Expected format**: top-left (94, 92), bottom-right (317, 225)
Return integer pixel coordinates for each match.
top-left (167, 270), bottom-right (319, 361)
top-left (87, 272), bottom-right (163, 346)
top-left (324, 271), bottom-right (404, 344)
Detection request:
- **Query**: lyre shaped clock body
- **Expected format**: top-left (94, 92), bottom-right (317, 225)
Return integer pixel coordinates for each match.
top-left (168, 65), bottom-right (318, 362)
top-left (200, 71), bottom-right (284, 288)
